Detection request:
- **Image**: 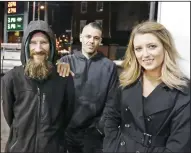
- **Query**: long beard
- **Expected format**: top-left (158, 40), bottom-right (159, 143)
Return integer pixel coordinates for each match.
top-left (24, 59), bottom-right (53, 80)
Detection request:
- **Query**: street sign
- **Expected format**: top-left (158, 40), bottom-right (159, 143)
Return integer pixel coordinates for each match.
top-left (7, 14), bottom-right (24, 31)
top-left (7, 1), bottom-right (24, 15)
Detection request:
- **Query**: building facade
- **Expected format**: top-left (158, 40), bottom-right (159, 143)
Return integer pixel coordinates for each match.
top-left (71, 1), bottom-right (156, 59)
top-left (71, 1), bottom-right (155, 46)
top-left (72, 2), bottom-right (110, 39)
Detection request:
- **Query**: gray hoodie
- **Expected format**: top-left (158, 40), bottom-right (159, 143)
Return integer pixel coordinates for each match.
top-left (2, 20), bottom-right (75, 153)
top-left (20, 20), bottom-right (57, 66)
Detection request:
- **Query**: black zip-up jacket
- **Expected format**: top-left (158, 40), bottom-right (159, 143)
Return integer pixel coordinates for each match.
top-left (60, 51), bottom-right (118, 143)
top-left (2, 20), bottom-right (75, 153)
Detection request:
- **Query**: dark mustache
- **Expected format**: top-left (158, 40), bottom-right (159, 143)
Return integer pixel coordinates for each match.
top-left (30, 50), bottom-right (47, 56)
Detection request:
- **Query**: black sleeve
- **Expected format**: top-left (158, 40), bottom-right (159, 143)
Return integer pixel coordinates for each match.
top-left (103, 87), bottom-right (122, 152)
top-left (1, 74), bottom-right (15, 127)
top-left (164, 98), bottom-right (190, 152)
top-left (59, 55), bottom-right (69, 63)
top-left (96, 63), bottom-right (119, 135)
top-left (63, 75), bottom-right (75, 129)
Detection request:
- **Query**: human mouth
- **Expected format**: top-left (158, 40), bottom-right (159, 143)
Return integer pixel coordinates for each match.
top-left (88, 47), bottom-right (94, 50)
top-left (143, 59), bottom-right (154, 64)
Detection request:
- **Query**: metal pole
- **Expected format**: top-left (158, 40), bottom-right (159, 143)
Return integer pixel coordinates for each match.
top-left (52, 9), bottom-right (54, 24)
top-left (70, 15), bottom-right (73, 52)
top-left (24, 2), bottom-right (29, 31)
top-left (3, 2), bottom-right (8, 43)
top-left (38, 2), bottom-right (40, 20)
top-left (70, 16), bottom-right (73, 39)
top-left (44, 1), bottom-right (48, 22)
top-left (108, 2), bottom-right (111, 38)
top-left (149, 2), bottom-right (156, 21)
top-left (33, 1), bottom-right (36, 20)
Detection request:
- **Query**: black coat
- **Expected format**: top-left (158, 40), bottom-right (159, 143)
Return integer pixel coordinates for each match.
top-left (103, 79), bottom-right (190, 153)
top-left (2, 66), bottom-right (75, 153)
top-left (2, 20), bottom-right (75, 153)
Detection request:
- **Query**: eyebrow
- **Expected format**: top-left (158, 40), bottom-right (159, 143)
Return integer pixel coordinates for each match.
top-left (84, 34), bottom-right (101, 38)
top-left (30, 38), bottom-right (48, 41)
top-left (134, 42), bottom-right (157, 47)
top-left (146, 43), bottom-right (157, 45)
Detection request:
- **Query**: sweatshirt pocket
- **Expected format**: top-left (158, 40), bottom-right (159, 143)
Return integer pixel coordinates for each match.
top-left (71, 97), bottom-right (97, 127)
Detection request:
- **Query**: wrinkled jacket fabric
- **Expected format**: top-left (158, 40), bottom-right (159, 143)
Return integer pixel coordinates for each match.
top-left (2, 20), bottom-right (75, 152)
top-left (103, 79), bottom-right (190, 153)
top-left (60, 51), bottom-right (118, 146)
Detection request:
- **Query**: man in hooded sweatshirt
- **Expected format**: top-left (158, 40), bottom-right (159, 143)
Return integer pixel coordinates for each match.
top-left (1, 20), bottom-right (75, 153)
top-left (57, 22), bottom-right (119, 153)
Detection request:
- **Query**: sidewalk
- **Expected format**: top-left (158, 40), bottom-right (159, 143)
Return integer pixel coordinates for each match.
top-left (1, 103), bottom-right (9, 152)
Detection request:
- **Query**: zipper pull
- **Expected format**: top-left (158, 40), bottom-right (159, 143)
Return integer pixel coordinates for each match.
top-left (37, 88), bottom-right (40, 96)
top-left (42, 93), bottom-right (45, 103)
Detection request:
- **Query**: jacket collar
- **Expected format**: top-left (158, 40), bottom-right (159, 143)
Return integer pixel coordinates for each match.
top-left (138, 75), bottom-right (190, 95)
top-left (74, 50), bottom-right (104, 61)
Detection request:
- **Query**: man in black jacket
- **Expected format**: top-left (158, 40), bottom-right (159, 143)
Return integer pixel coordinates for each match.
top-left (57, 22), bottom-right (119, 153)
top-left (1, 20), bottom-right (75, 152)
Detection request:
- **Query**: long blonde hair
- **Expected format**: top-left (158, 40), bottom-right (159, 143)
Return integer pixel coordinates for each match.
top-left (120, 21), bottom-right (188, 90)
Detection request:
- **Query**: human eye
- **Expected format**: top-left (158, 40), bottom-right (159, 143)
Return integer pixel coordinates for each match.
top-left (134, 47), bottom-right (142, 52)
top-left (148, 44), bottom-right (157, 49)
top-left (30, 40), bottom-right (36, 44)
top-left (41, 41), bottom-right (48, 44)
top-left (85, 35), bottom-right (91, 39)
top-left (94, 37), bottom-right (100, 41)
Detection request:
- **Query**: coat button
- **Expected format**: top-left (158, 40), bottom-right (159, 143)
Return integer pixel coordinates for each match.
top-left (120, 141), bottom-right (125, 146)
top-left (149, 140), bottom-right (152, 144)
top-left (147, 116), bottom-right (152, 122)
top-left (125, 106), bottom-right (129, 111)
top-left (141, 138), bottom-right (144, 143)
top-left (125, 124), bottom-right (131, 128)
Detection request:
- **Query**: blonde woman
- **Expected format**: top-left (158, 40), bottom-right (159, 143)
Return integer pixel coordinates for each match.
top-left (103, 21), bottom-right (190, 152)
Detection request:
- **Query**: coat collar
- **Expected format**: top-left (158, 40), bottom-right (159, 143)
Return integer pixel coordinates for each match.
top-left (122, 78), bottom-right (179, 132)
top-left (74, 50), bottom-right (104, 61)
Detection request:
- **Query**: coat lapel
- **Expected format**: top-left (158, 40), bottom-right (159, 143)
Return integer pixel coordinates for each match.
top-left (123, 80), bottom-right (146, 132)
top-left (143, 84), bottom-right (178, 116)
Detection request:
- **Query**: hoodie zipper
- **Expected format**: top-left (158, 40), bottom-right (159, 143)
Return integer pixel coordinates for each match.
top-left (9, 128), bottom-right (18, 151)
top-left (84, 60), bottom-right (91, 82)
top-left (35, 87), bottom-right (41, 152)
top-left (41, 93), bottom-right (46, 120)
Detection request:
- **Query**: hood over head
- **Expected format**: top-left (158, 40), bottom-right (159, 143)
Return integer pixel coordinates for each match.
top-left (21, 20), bottom-right (57, 66)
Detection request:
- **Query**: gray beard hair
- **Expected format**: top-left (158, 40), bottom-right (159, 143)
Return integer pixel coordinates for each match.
top-left (24, 59), bottom-right (53, 80)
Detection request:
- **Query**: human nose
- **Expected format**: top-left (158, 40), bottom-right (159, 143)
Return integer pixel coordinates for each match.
top-left (88, 37), bottom-right (94, 43)
top-left (34, 43), bottom-right (42, 52)
top-left (142, 48), bottom-right (150, 57)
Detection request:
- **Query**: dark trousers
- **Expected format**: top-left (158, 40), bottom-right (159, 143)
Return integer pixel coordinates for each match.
top-left (65, 128), bottom-right (103, 153)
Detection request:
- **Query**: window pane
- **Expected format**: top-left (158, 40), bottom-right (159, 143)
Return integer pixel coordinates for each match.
top-left (96, 2), bottom-right (103, 12)
top-left (81, 2), bottom-right (87, 13)
top-left (80, 20), bottom-right (87, 32)
top-left (95, 20), bottom-right (103, 28)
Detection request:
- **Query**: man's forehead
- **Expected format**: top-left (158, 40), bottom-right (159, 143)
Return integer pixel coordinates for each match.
top-left (31, 32), bottom-right (48, 39)
top-left (82, 26), bottom-right (102, 36)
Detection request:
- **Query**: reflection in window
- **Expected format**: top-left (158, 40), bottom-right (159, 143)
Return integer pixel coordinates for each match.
top-left (96, 2), bottom-right (103, 12)
top-left (81, 2), bottom-right (87, 13)
top-left (95, 20), bottom-right (103, 28)
top-left (80, 20), bottom-right (87, 33)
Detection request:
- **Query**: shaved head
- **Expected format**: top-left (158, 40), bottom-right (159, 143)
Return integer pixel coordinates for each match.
top-left (80, 22), bottom-right (102, 58)
top-left (81, 22), bottom-right (102, 35)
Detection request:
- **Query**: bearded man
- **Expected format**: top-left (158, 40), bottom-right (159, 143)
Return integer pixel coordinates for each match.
top-left (1, 20), bottom-right (75, 153)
